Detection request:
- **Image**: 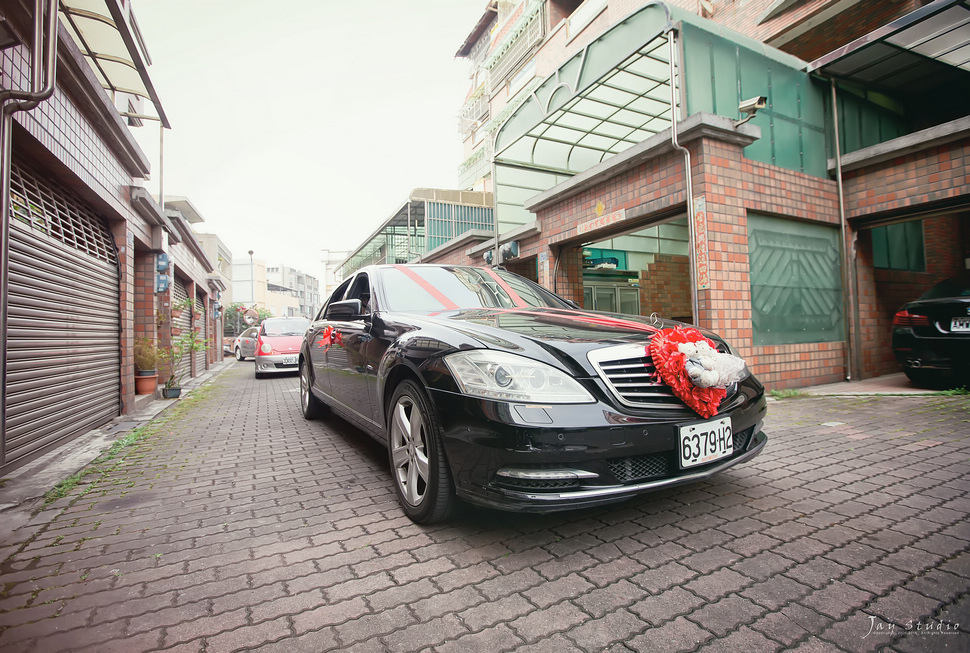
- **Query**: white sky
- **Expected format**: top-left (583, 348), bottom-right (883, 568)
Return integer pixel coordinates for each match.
top-left (130, 0), bottom-right (485, 283)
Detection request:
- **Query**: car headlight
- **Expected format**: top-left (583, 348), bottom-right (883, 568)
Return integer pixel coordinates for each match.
top-left (443, 350), bottom-right (594, 404)
top-left (260, 343), bottom-right (273, 354)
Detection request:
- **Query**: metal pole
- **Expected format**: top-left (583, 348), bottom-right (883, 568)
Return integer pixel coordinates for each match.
top-left (831, 79), bottom-right (854, 382)
top-left (666, 29), bottom-right (699, 325)
top-left (248, 250), bottom-right (254, 306)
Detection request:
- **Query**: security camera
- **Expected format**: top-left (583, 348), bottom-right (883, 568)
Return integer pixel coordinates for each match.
top-left (739, 96), bottom-right (767, 114)
top-left (735, 96), bottom-right (767, 126)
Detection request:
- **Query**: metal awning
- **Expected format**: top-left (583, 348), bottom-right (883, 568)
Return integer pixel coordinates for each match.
top-left (806, 0), bottom-right (970, 93)
top-left (493, 3), bottom-right (676, 174)
top-left (58, 0), bottom-right (170, 128)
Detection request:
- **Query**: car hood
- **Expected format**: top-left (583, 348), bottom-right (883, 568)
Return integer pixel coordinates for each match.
top-left (397, 307), bottom-right (722, 376)
top-left (259, 334), bottom-right (303, 354)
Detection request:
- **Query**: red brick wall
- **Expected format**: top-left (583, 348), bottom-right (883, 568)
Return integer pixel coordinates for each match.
top-left (641, 255), bottom-right (691, 322)
top-left (841, 140), bottom-right (970, 219)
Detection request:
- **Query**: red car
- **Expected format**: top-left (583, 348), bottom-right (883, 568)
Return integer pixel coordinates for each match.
top-left (254, 317), bottom-right (309, 379)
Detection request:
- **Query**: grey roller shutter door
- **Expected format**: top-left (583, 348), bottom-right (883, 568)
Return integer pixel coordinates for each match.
top-left (172, 278), bottom-right (192, 384)
top-left (194, 294), bottom-right (206, 372)
top-left (3, 160), bottom-right (120, 472)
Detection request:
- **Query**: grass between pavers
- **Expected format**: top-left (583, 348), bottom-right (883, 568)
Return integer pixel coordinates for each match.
top-left (41, 386), bottom-right (213, 509)
top-left (769, 388), bottom-right (803, 399)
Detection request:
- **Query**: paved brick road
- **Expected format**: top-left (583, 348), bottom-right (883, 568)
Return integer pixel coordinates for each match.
top-left (0, 363), bottom-right (968, 652)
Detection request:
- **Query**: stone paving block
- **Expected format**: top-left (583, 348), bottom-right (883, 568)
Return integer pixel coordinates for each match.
top-left (380, 614), bottom-right (468, 652)
top-left (563, 608), bottom-right (648, 650)
top-left (574, 578), bottom-right (648, 618)
top-left (458, 593), bottom-right (534, 631)
top-left (866, 586), bottom-right (946, 626)
top-left (289, 597), bottom-right (369, 635)
top-left (739, 574), bottom-right (813, 610)
top-left (435, 622), bottom-right (525, 653)
top-left (522, 573), bottom-right (595, 609)
top-left (250, 588), bottom-right (327, 623)
top-left (631, 560), bottom-right (698, 595)
top-left (825, 542), bottom-right (889, 569)
top-left (903, 569), bottom-right (969, 603)
top-left (625, 615), bottom-right (714, 652)
top-left (731, 550), bottom-right (797, 582)
top-left (749, 603), bottom-right (834, 648)
top-left (686, 594), bottom-right (767, 637)
top-left (531, 551), bottom-right (598, 581)
top-left (204, 617), bottom-right (292, 653)
top-left (799, 581), bottom-right (878, 620)
top-left (684, 567), bottom-right (753, 602)
top-left (209, 581), bottom-right (289, 616)
top-left (580, 556), bottom-right (647, 588)
top-left (513, 633), bottom-right (587, 652)
top-left (627, 586), bottom-right (706, 627)
top-left (388, 554), bottom-right (455, 584)
top-left (411, 584), bottom-right (485, 622)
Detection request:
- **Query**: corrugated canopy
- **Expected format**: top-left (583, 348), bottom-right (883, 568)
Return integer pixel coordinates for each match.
top-left (493, 3), bottom-right (676, 174)
top-left (807, 0), bottom-right (970, 93)
top-left (59, 0), bottom-right (170, 128)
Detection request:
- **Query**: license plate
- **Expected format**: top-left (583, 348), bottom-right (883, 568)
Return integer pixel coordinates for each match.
top-left (282, 356), bottom-right (297, 365)
top-left (952, 318), bottom-right (970, 332)
top-left (679, 416), bottom-right (733, 469)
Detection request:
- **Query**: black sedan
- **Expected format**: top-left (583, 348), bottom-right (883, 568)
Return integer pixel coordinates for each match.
top-left (300, 264), bottom-right (767, 524)
top-left (892, 274), bottom-right (970, 387)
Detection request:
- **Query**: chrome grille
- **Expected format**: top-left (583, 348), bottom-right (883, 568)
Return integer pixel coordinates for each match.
top-left (588, 343), bottom-right (738, 411)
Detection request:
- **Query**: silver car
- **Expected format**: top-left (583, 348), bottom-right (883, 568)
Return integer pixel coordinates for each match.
top-left (232, 327), bottom-right (258, 361)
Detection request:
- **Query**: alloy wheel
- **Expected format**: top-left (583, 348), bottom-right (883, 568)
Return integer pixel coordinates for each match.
top-left (389, 394), bottom-right (429, 507)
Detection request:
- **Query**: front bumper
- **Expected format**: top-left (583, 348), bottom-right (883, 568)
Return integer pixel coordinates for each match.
top-left (428, 381), bottom-right (767, 513)
top-left (255, 353), bottom-right (300, 374)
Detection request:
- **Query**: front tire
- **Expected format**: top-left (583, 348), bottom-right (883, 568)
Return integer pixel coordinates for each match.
top-left (300, 359), bottom-right (327, 419)
top-left (387, 380), bottom-right (455, 524)
top-left (235, 347), bottom-right (244, 361)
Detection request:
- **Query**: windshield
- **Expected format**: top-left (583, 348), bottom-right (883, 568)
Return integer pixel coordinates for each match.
top-left (261, 318), bottom-right (310, 337)
top-left (378, 266), bottom-right (572, 312)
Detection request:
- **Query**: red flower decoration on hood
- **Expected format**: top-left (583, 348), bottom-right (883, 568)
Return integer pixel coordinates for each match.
top-left (649, 327), bottom-right (726, 419)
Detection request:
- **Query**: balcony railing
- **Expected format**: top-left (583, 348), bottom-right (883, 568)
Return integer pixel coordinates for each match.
top-left (486, 2), bottom-right (544, 90)
top-left (458, 139), bottom-right (493, 189)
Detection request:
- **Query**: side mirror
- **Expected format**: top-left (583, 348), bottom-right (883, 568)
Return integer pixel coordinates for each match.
top-left (326, 298), bottom-right (364, 320)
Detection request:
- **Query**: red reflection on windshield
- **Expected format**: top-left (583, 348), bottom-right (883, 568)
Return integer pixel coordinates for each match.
top-left (483, 268), bottom-right (526, 307)
top-left (392, 265), bottom-right (459, 310)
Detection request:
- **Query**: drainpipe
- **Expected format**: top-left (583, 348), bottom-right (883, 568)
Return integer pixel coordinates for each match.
top-left (830, 79), bottom-right (855, 382)
top-left (666, 28), bottom-right (699, 326)
top-left (0, 0), bottom-right (59, 460)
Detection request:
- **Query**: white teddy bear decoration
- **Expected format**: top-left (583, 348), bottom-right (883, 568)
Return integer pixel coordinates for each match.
top-left (677, 340), bottom-right (748, 389)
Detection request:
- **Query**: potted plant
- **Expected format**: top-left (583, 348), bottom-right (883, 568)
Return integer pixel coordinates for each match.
top-left (159, 330), bottom-right (207, 399)
top-left (171, 297), bottom-right (193, 319)
top-left (133, 337), bottom-right (158, 395)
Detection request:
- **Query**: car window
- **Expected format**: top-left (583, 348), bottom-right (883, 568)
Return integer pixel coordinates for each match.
top-left (920, 276), bottom-right (970, 300)
top-left (243, 328), bottom-right (256, 338)
top-left (378, 266), bottom-right (572, 312)
top-left (346, 273), bottom-right (372, 313)
top-left (261, 318), bottom-right (310, 337)
top-left (321, 278), bottom-right (352, 318)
